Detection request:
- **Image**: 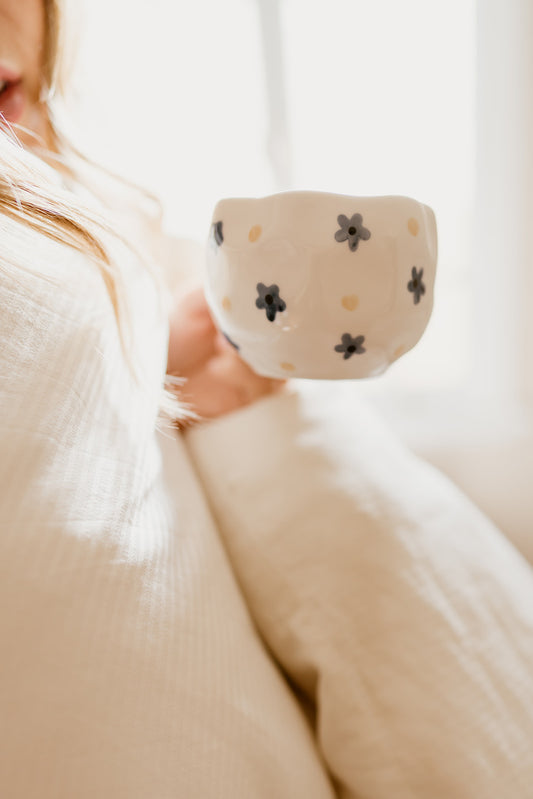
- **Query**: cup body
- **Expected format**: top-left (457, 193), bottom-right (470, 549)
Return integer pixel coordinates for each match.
top-left (204, 191), bottom-right (438, 380)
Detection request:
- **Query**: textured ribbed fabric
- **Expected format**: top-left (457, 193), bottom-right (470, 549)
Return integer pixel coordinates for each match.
top-left (0, 211), bottom-right (336, 798)
top-left (185, 383), bottom-right (533, 798)
top-left (4, 185), bottom-right (533, 797)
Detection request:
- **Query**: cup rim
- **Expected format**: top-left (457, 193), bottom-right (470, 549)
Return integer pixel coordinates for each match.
top-left (214, 189), bottom-right (433, 205)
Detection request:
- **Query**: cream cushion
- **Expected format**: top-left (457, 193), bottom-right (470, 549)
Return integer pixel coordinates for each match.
top-left (185, 381), bottom-right (533, 798)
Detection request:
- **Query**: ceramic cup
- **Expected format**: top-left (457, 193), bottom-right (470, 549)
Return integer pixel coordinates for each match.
top-left (203, 191), bottom-right (438, 380)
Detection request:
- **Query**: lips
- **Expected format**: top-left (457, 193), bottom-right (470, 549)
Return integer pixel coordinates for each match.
top-left (0, 65), bottom-right (25, 124)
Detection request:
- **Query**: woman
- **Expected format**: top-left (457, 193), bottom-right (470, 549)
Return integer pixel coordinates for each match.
top-left (2, 2), bottom-right (533, 797)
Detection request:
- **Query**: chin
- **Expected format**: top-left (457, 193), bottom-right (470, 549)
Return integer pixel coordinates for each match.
top-left (18, 106), bottom-right (53, 150)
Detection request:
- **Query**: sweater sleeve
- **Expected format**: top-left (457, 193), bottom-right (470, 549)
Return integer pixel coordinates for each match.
top-left (183, 381), bottom-right (533, 799)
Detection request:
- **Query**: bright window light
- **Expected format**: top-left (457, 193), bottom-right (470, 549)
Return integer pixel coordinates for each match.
top-left (71, 0), bottom-right (475, 395)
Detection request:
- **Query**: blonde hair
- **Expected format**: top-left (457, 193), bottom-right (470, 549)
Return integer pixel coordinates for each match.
top-left (7, 0), bottom-right (129, 325)
top-left (0, 0), bottom-right (198, 427)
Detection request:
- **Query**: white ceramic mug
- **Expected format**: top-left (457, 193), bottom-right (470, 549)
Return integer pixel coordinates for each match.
top-left (203, 191), bottom-right (438, 380)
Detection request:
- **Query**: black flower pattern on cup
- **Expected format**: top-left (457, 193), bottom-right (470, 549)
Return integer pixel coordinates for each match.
top-left (407, 266), bottom-right (426, 304)
top-left (256, 283), bottom-right (286, 322)
top-left (334, 333), bottom-right (366, 359)
top-left (334, 214), bottom-right (371, 252)
top-left (209, 220), bottom-right (224, 250)
top-left (222, 331), bottom-right (240, 350)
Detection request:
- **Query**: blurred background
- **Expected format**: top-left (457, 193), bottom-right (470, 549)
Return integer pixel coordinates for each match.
top-left (67, 0), bottom-right (532, 554)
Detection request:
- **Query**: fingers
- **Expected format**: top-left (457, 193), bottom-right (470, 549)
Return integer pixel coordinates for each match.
top-left (178, 348), bottom-right (286, 421)
top-left (167, 285), bottom-right (218, 375)
top-left (166, 282), bottom-right (287, 424)
top-left (175, 284), bottom-right (213, 318)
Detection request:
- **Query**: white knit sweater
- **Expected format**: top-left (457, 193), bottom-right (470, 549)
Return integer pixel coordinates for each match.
top-left (1, 199), bottom-right (533, 799)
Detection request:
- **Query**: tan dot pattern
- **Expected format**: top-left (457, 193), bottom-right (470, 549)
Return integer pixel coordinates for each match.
top-left (222, 296), bottom-right (231, 311)
top-left (341, 295), bottom-right (359, 311)
top-left (280, 362), bottom-right (295, 371)
top-left (408, 218), bottom-right (419, 236)
top-left (248, 225), bottom-right (262, 243)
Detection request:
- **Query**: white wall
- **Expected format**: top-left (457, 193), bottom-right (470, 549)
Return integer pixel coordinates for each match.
top-left (66, 0), bottom-right (532, 547)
